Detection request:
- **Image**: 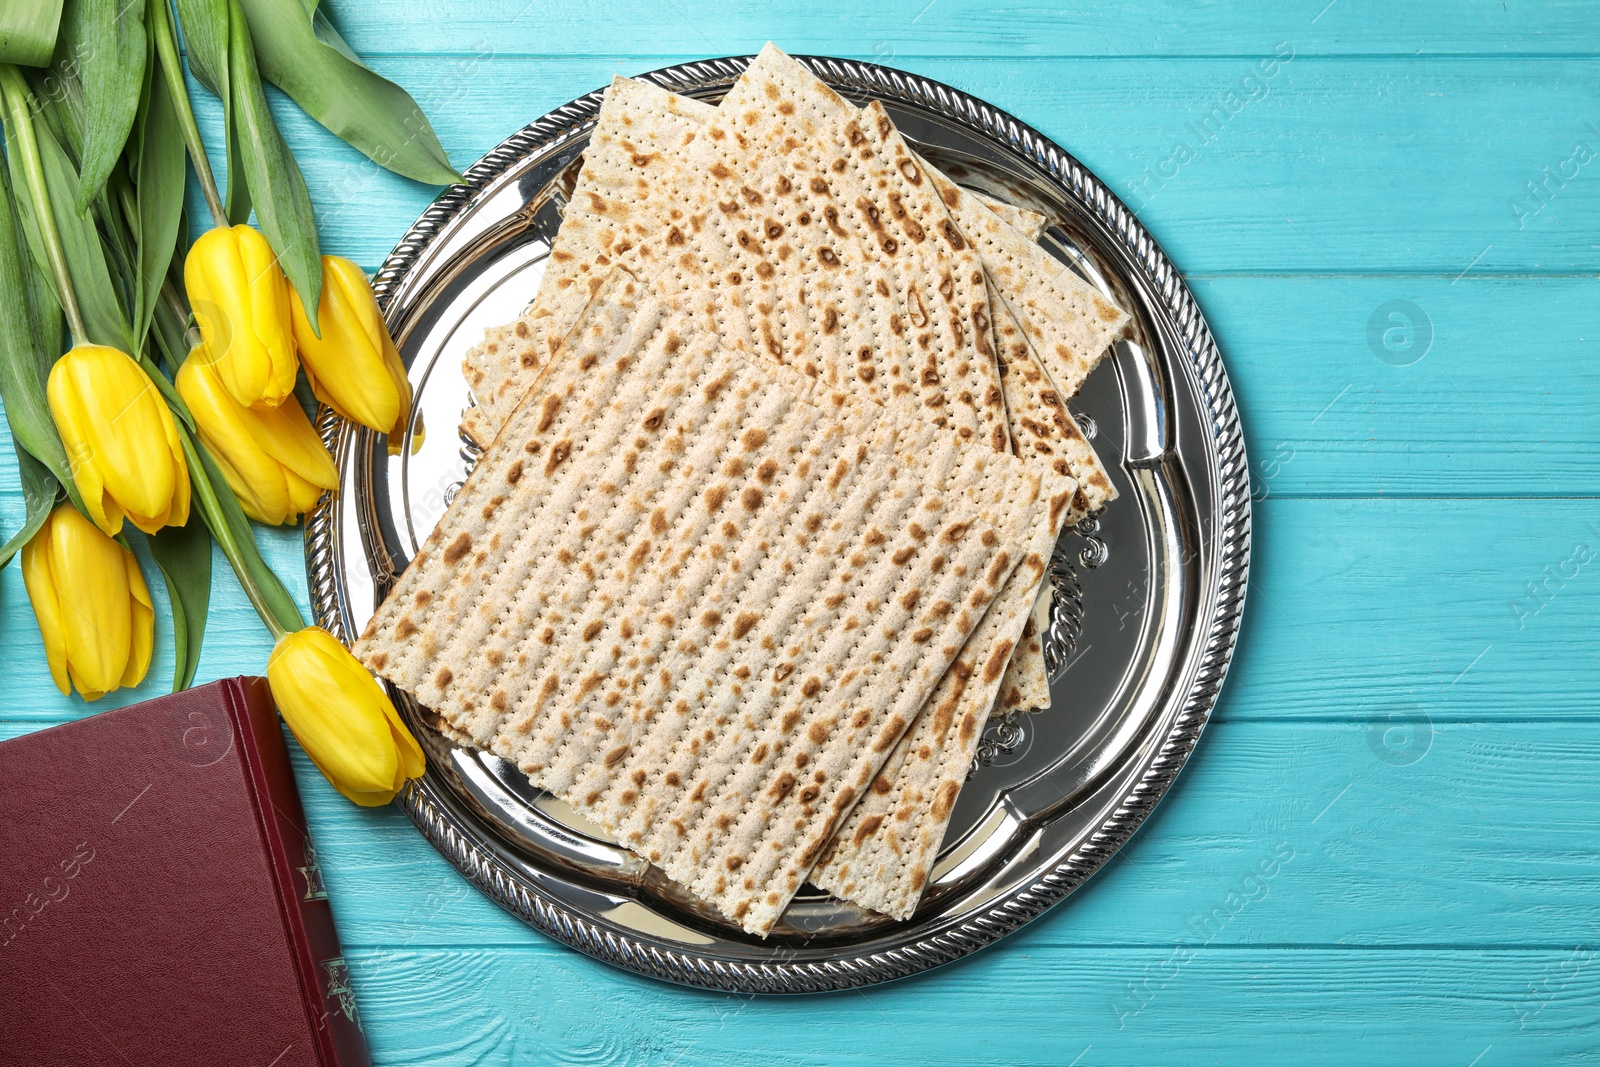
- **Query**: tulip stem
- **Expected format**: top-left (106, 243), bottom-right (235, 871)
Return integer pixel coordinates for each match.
top-left (0, 66), bottom-right (89, 348)
top-left (176, 429), bottom-right (291, 642)
top-left (151, 0), bottom-right (229, 230)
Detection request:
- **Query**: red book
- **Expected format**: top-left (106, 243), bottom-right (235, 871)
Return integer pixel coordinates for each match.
top-left (0, 677), bottom-right (372, 1066)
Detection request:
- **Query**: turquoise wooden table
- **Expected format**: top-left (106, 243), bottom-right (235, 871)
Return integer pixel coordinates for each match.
top-left (5, 3), bottom-right (1599, 1063)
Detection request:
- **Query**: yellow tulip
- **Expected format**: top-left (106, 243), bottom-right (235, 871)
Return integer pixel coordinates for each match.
top-left (176, 347), bottom-right (339, 525)
top-left (267, 627), bottom-right (425, 806)
top-left (47, 343), bottom-right (191, 536)
top-left (185, 224), bottom-right (298, 410)
top-left (289, 256), bottom-right (412, 437)
top-left (21, 504), bottom-right (153, 701)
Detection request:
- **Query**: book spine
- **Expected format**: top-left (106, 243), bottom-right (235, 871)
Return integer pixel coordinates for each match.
top-left (228, 677), bottom-right (374, 1067)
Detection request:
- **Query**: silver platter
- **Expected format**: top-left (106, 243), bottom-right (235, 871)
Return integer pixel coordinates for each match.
top-left (305, 54), bottom-right (1250, 993)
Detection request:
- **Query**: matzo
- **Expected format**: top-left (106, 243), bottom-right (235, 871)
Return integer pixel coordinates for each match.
top-left (808, 493), bottom-right (1063, 918)
top-left (357, 270), bottom-right (1049, 935)
top-left (460, 78), bottom-right (1039, 447)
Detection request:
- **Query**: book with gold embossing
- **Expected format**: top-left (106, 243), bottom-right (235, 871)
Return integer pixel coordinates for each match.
top-left (0, 677), bottom-right (371, 1066)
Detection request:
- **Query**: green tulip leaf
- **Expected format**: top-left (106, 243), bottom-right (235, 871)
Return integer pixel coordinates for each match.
top-left (180, 423), bottom-right (305, 636)
top-left (173, 0), bottom-right (250, 223)
top-left (237, 0), bottom-right (461, 187)
top-left (60, 0), bottom-right (146, 213)
top-left (2, 87), bottom-right (131, 350)
top-left (132, 16), bottom-right (184, 358)
top-left (145, 509), bottom-right (211, 691)
top-left (0, 1), bottom-right (65, 68)
top-left (0, 148), bottom-right (77, 518)
top-left (173, 0), bottom-right (224, 98)
top-left (0, 446), bottom-right (60, 568)
top-left (225, 0), bottom-right (320, 331)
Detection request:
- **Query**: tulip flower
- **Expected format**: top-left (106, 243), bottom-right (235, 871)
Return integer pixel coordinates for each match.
top-left (176, 347), bottom-right (339, 525)
top-left (185, 224), bottom-right (299, 410)
top-left (47, 344), bottom-right (191, 536)
top-left (289, 255), bottom-right (412, 438)
top-left (21, 505), bottom-right (154, 701)
top-left (267, 627), bottom-right (424, 806)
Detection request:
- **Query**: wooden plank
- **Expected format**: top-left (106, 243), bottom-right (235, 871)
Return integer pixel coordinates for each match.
top-left (316, 1), bottom-right (1600, 59)
top-left (338, 944), bottom-right (1600, 1065)
top-left (179, 58), bottom-right (1600, 275)
top-left (9, 274), bottom-right (1599, 509)
top-left (1199, 275), bottom-right (1600, 498)
top-left (286, 718), bottom-right (1600, 951)
top-left (4, 498), bottom-right (1592, 723)
top-left (5, 715), bottom-right (1594, 952)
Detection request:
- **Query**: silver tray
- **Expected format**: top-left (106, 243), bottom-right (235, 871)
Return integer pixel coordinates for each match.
top-left (304, 54), bottom-right (1250, 994)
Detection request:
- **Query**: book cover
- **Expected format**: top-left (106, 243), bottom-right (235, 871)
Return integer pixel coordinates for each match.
top-left (0, 677), bottom-right (373, 1067)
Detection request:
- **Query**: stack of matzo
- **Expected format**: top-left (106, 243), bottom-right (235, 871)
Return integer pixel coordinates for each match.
top-left (357, 44), bottom-right (1131, 932)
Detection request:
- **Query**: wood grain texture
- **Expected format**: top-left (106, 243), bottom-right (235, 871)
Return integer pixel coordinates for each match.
top-left (1, 3), bottom-right (1594, 1062)
top-left (179, 56), bottom-right (1600, 275)
top-left (318, 1), bottom-right (1600, 58)
top-left (337, 945), bottom-right (1600, 1066)
top-left (4, 498), bottom-right (1593, 724)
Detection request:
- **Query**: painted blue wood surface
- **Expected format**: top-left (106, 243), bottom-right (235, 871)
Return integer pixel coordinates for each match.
top-left (3, 3), bottom-right (1598, 1064)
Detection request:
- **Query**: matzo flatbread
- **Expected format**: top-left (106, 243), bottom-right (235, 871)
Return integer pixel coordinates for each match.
top-left (971, 189), bottom-right (1046, 241)
top-left (358, 270), bottom-right (1049, 935)
top-left (461, 80), bottom-right (1042, 447)
top-left (809, 493), bottom-right (1062, 917)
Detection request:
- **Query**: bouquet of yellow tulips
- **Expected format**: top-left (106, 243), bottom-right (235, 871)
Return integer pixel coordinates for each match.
top-left (0, 0), bottom-right (457, 806)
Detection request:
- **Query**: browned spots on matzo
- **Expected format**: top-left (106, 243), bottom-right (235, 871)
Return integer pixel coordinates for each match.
top-left (983, 639), bottom-right (1015, 684)
top-left (808, 715), bottom-right (836, 744)
top-left (604, 745), bottom-right (631, 768)
top-left (543, 440), bottom-right (572, 476)
top-left (1050, 490), bottom-right (1075, 527)
top-left (434, 667), bottom-right (453, 688)
top-left (704, 484), bottom-right (727, 511)
top-left (741, 487), bottom-right (764, 511)
top-left (395, 617), bottom-right (418, 639)
top-left (443, 532), bottom-right (473, 564)
top-left (536, 394), bottom-right (562, 432)
top-left (873, 716), bottom-right (906, 753)
top-left (986, 552), bottom-right (1011, 588)
top-left (582, 620), bottom-right (604, 641)
top-left (941, 521), bottom-right (971, 544)
top-left (733, 612), bottom-right (760, 639)
top-left (852, 814), bottom-right (885, 846)
top-left (930, 780), bottom-right (961, 821)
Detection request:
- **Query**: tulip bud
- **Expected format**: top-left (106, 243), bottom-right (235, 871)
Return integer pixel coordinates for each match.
top-left (47, 343), bottom-right (191, 536)
top-left (267, 627), bottom-right (425, 806)
top-left (289, 256), bottom-right (412, 438)
top-left (21, 505), bottom-right (154, 701)
top-left (185, 224), bottom-right (299, 410)
top-left (176, 347), bottom-right (340, 526)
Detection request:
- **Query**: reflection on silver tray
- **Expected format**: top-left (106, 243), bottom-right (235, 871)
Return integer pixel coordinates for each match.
top-left (304, 54), bottom-right (1250, 993)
